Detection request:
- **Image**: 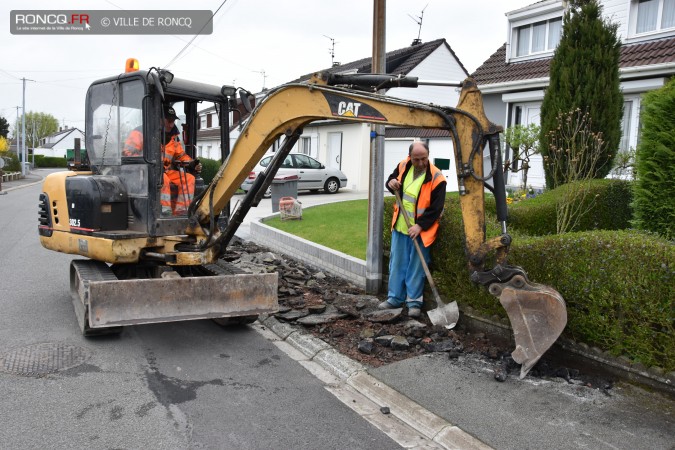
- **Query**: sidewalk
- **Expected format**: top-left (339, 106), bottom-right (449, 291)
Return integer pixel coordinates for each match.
top-left (0, 168), bottom-right (48, 193)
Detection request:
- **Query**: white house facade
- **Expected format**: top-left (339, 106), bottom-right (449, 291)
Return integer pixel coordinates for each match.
top-left (473, 0), bottom-right (675, 189)
top-left (33, 127), bottom-right (85, 158)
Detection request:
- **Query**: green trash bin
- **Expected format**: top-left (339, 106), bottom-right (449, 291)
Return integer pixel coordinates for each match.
top-left (271, 175), bottom-right (299, 213)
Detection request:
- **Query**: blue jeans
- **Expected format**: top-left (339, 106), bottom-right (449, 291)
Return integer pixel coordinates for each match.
top-left (387, 230), bottom-right (431, 309)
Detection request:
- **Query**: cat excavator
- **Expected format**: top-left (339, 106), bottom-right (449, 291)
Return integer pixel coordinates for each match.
top-left (38, 63), bottom-right (566, 377)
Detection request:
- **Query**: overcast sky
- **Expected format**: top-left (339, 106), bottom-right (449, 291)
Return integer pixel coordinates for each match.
top-left (0, 0), bottom-right (535, 135)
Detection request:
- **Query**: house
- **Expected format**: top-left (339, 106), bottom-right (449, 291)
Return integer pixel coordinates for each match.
top-left (33, 126), bottom-right (85, 159)
top-left (472, 0), bottom-right (675, 189)
top-left (196, 38), bottom-right (469, 191)
top-left (196, 96), bottom-right (259, 161)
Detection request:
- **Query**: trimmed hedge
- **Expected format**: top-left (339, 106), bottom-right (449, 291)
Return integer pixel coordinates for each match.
top-left (383, 193), bottom-right (674, 371)
top-left (33, 155), bottom-right (67, 168)
top-left (632, 77), bottom-right (675, 240)
top-left (199, 157), bottom-right (221, 185)
top-left (507, 179), bottom-right (632, 235)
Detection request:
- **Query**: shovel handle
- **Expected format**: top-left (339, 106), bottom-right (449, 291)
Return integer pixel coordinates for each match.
top-left (393, 191), bottom-right (443, 308)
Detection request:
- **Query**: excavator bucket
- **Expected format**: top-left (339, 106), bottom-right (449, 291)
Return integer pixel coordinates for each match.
top-left (496, 276), bottom-right (567, 378)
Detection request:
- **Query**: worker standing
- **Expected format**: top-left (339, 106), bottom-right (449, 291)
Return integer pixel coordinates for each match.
top-left (380, 142), bottom-right (447, 318)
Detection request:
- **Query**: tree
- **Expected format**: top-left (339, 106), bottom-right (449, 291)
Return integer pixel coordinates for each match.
top-left (539, 0), bottom-right (622, 188)
top-left (0, 136), bottom-right (8, 152)
top-left (13, 112), bottom-right (59, 148)
top-left (503, 123), bottom-right (540, 190)
top-left (0, 116), bottom-right (9, 138)
top-left (632, 77), bottom-right (675, 240)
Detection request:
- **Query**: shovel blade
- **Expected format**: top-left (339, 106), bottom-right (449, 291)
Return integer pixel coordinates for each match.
top-left (499, 283), bottom-right (567, 378)
top-left (427, 300), bottom-right (459, 329)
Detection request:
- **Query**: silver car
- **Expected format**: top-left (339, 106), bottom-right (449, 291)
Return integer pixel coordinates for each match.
top-left (240, 153), bottom-right (348, 197)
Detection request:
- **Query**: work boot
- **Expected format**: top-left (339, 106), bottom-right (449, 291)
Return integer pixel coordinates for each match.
top-left (408, 307), bottom-right (421, 318)
top-left (378, 300), bottom-right (397, 310)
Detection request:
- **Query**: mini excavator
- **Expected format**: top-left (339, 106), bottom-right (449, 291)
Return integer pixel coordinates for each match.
top-left (38, 62), bottom-right (566, 377)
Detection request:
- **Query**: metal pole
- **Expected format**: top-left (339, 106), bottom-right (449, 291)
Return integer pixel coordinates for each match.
top-left (365, 0), bottom-right (386, 294)
top-left (21, 78), bottom-right (26, 176)
top-left (14, 106), bottom-right (20, 162)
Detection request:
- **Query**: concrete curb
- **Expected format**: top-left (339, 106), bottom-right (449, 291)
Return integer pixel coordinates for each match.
top-left (0, 175), bottom-right (44, 192)
top-left (259, 315), bottom-right (491, 450)
top-left (251, 219), bottom-right (367, 289)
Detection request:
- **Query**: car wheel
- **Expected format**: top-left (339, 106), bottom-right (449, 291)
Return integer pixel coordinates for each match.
top-left (263, 186), bottom-right (272, 198)
top-left (324, 177), bottom-right (340, 194)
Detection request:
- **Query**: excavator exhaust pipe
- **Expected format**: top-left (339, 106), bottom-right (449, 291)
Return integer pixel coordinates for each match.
top-left (489, 275), bottom-right (567, 378)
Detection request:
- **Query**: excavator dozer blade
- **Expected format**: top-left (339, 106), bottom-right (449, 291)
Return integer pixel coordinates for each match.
top-left (497, 278), bottom-right (567, 379)
top-left (70, 260), bottom-right (278, 333)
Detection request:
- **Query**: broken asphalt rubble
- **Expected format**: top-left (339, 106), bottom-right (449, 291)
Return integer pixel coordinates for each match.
top-left (226, 240), bottom-right (611, 384)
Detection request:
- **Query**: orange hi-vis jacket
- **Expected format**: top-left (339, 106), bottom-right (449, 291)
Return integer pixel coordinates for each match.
top-left (122, 127), bottom-right (143, 156)
top-left (387, 157), bottom-right (447, 247)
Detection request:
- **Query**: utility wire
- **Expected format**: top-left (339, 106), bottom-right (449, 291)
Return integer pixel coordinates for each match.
top-left (165, 0), bottom-right (229, 69)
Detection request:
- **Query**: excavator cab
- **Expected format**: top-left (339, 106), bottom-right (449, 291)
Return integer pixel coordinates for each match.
top-left (80, 70), bottom-right (229, 237)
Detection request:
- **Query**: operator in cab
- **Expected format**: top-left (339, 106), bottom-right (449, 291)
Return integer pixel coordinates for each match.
top-left (123, 104), bottom-right (202, 216)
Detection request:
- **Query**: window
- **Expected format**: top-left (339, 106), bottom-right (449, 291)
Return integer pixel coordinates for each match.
top-left (206, 113), bottom-right (212, 128)
top-left (298, 136), bottom-right (311, 155)
top-left (293, 154), bottom-right (321, 169)
top-left (620, 101), bottom-right (633, 152)
top-left (635, 0), bottom-right (675, 33)
top-left (200, 115), bottom-right (206, 129)
top-left (86, 78), bottom-right (144, 165)
top-left (515, 18), bottom-right (562, 57)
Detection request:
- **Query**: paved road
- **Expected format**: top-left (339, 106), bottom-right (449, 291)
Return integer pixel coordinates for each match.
top-left (0, 175), bottom-right (400, 449)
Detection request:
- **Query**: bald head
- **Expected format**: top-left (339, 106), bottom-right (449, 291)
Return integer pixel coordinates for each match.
top-left (409, 142), bottom-right (429, 172)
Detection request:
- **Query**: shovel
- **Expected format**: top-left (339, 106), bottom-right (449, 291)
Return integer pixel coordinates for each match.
top-left (394, 191), bottom-right (459, 329)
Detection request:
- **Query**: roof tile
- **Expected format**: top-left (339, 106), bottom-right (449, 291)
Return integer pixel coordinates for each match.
top-left (472, 36), bottom-right (675, 86)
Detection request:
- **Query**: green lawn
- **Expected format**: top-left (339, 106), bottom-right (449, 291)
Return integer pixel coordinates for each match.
top-left (263, 199), bottom-right (368, 259)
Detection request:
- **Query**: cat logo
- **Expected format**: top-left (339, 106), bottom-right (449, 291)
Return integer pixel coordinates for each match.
top-left (323, 92), bottom-right (387, 121)
top-left (337, 101), bottom-right (361, 117)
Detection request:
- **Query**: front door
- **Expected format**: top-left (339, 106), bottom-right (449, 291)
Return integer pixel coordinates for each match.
top-left (327, 132), bottom-right (342, 170)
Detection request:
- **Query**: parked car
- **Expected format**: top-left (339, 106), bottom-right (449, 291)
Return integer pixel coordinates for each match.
top-left (240, 153), bottom-right (348, 197)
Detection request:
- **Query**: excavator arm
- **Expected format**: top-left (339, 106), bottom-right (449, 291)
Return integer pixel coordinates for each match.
top-left (185, 74), bottom-right (566, 377)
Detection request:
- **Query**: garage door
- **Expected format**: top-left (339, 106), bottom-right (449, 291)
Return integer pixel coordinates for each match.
top-left (384, 139), bottom-right (412, 186)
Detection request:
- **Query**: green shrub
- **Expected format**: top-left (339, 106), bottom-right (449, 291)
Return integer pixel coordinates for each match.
top-left (632, 77), bottom-right (675, 240)
top-left (383, 195), bottom-right (674, 370)
top-left (507, 179), bottom-right (632, 235)
top-left (508, 230), bottom-right (674, 370)
top-left (33, 155), bottom-right (67, 168)
top-left (199, 157), bottom-right (221, 185)
top-left (0, 151), bottom-right (21, 171)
